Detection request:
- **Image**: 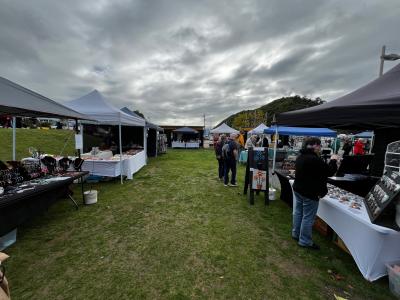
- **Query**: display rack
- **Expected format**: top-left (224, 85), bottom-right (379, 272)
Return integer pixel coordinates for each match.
top-left (363, 169), bottom-right (400, 230)
top-left (385, 140), bottom-right (400, 172)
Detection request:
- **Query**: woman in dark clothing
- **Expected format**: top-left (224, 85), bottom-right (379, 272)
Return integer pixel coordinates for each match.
top-left (342, 138), bottom-right (352, 156)
top-left (292, 137), bottom-right (338, 250)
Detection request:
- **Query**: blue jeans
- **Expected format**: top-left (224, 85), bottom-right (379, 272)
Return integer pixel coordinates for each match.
top-left (224, 159), bottom-right (237, 185)
top-left (292, 192), bottom-right (319, 246)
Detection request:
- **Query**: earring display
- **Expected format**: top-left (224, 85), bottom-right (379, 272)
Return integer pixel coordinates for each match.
top-left (363, 169), bottom-right (400, 226)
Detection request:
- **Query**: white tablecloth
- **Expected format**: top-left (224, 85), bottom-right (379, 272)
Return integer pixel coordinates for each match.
top-left (289, 181), bottom-right (400, 281)
top-left (185, 142), bottom-right (199, 148)
top-left (82, 151), bottom-right (146, 180)
top-left (172, 141), bottom-right (185, 148)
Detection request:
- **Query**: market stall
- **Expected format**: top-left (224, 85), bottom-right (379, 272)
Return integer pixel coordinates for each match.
top-left (0, 76), bottom-right (91, 247)
top-left (281, 176), bottom-right (400, 281)
top-left (210, 123), bottom-right (239, 134)
top-left (248, 123), bottom-right (268, 135)
top-left (121, 107), bottom-right (163, 157)
top-left (172, 127), bottom-right (200, 148)
top-left (278, 62), bottom-right (400, 176)
top-left (264, 125), bottom-right (337, 172)
top-left (66, 90), bottom-right (146, 182)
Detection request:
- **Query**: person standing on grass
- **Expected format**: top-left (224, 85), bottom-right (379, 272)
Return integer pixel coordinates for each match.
top-left (215, 134), bottom-right (227, 181)
top-left (342, 138), bottom-right (352, 156)
top-left (222, 133), bottom-right (239, 187)
top-left (353, 138), bottom-right (365, 155)
top-left (292, 137), bottom-right (338, 250)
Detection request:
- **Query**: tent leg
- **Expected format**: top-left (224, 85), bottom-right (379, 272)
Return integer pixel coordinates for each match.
top-left (12, 117), bottom-right (16, 160)
top-left (119, 123), bottom-right (123, 185)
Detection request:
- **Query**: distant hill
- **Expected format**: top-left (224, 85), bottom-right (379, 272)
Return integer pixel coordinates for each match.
top-left (217, 95), bottom-right (324, 129)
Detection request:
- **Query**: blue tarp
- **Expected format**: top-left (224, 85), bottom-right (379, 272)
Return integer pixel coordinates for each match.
top-left (354, 131), bottom-right (374, 138)
top-left (264, 125), bottom-right (337, 137)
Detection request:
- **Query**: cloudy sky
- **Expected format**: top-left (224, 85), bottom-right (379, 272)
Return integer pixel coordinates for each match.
top-left (0, 0), bottom-right (399, 126)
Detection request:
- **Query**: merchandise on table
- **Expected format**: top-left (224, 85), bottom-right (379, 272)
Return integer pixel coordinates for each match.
top-left (327, 184), bottom-right (364, 211)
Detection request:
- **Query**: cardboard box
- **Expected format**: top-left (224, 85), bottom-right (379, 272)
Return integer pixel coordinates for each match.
top-left (0, 252), bottom-right (10, 300)
top-left (313, 217), bottom-right (332, 237)
top-left (332, 233), bottom-right (351, 255)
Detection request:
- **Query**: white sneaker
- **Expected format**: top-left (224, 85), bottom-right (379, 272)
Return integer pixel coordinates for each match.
top-left (229, 183), bottom-right (238, 187)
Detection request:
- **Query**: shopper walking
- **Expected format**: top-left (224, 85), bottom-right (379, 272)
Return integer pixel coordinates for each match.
top-left (292, 137), bottom-right (338, 250)
top-left (215, 134), bottom-right (226, 181)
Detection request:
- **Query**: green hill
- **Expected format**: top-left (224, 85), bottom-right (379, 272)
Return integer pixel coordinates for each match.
top-left (218, 95), bottom-right (324, 129)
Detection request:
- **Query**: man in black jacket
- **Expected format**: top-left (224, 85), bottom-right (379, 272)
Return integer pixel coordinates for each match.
top-left (292, 137), bottom-right (338, 250)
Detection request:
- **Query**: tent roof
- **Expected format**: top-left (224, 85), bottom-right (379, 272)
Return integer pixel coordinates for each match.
top-left (278, 63), bottom-right (400, 130)
top-left (0, 76), bottom-right (89, 119)
top-left (248, 123), bottom-right (268, 134)
top-left (66, 90), bottom-right (145, 126)
top-left (210, 123), bottom-right (239, 134)
top-left (173, 126), bottom-right (198, 133)
top-left (264, 125), bottom-right (337, 137)
top-left (121, 107), bottom-right (163, 131)
top-left (354, 131), bottom-right (374, 138)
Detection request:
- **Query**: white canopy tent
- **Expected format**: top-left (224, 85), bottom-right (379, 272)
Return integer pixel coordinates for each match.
top-left (210, 123), bottom-right (239, 134)
top-left (248, 123), bottom-right (268, 135)
top-left (65, 90), bottom-right (146, 183)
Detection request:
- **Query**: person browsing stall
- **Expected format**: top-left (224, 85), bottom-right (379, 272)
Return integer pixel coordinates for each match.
top-left (222, 133), bottom-right (239, 187)
top-left (292, 137), bottom-right (338, 250)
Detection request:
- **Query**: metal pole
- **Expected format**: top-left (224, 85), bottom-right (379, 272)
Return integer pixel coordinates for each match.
top-left (272, 126), bottom-right (278, 173)
top-left (370, 132), bottom-right (375, 154)
top-left (12, 117), bottom-right (16, 160)
top-left (119, 122), bottom-right (123, 184)
top-left (379, 45), bottom-right (386, 77)
top-left (143, 126), bottom-right (147, 162)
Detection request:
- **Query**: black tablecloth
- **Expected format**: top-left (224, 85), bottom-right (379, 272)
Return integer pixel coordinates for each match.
top-left (0, 172), bottom-right (87, 236)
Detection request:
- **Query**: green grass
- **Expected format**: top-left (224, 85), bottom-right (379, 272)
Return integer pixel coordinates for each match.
top-left (2, 143), bottom-right (394, 298)
top-left (0, 128), bottom-right (76, 161)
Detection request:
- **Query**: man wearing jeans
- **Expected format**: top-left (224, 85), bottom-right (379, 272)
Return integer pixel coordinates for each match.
top-left (292, 137), bottom-right (338, 250)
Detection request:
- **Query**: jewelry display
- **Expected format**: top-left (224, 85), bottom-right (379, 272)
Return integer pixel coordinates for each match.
top-left (363, 169), bottom-right (400, 223)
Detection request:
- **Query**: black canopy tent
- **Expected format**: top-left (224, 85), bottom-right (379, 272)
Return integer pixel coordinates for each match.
top-left (278, 63), bottom-right (400, 130)
top-left (173, 127), bottom-right (199, 141)
top-left (278, 63), bottom-right (400, 176)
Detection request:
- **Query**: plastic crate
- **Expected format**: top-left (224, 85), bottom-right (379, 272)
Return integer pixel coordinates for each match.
top-left (386, 261), bottom-right (400, 298)
top-left (0, 229), bottom-right (17, 251)
top-left (86, 175), bottom-right (102, 183)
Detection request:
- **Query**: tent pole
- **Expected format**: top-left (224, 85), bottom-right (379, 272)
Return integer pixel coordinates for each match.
top-left (119, 122), bottom-right (123, 185)
top-left (370, 133), bottom-right (375, 154)
top-left (144, 126), bottom-right (147, 162)
top-left (272, 127), bottom-right (278, 173)
top-left (12, 117), bottom-right (16, 160)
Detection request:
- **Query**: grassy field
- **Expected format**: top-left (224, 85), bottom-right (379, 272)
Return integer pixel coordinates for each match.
top-left (0, 128), bottom-right (76, 161)
top-left (1, 129), bottom-right (394, 299)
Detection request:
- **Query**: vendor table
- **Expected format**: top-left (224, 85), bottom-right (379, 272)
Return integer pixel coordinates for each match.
top-left (0, 176), bottom-right (74, 236)
top-left (82, 150), bottom-right (146, 179)
top-left (317, 195), bottom-right (400, 281)
top-left (172, 141), bottom-right (185, 148)
top-left (185, 142), bottom-right (200, 148)
top-left (281, 175), bottom-right (400, 281)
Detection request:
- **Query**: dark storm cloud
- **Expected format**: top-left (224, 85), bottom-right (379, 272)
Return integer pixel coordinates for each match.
top-left (0, 0), bottom-right (399, 126)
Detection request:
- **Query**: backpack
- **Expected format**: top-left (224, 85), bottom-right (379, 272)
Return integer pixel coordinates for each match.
top-left (222, 141), bottom-right (234, 160)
